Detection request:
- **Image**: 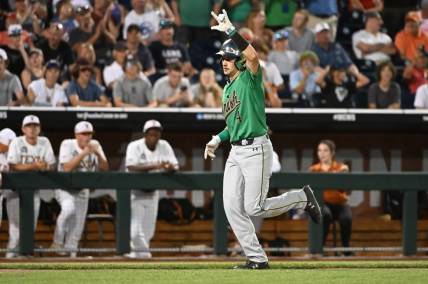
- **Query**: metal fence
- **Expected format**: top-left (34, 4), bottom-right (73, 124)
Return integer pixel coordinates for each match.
top-left (2, 172), bottom-right (427, 256)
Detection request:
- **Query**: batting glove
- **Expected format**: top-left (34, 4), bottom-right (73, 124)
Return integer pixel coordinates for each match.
top-left (204, 135), bottom-right (221, 160)
top-left (211, 9), bottom-right (236, 35)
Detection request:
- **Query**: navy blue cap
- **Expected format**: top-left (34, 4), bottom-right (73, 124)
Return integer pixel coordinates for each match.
top-left (45, 59), bottom-right (60, 70)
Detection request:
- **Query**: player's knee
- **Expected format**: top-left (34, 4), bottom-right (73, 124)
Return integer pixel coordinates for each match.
top-left (61, 201), bottom-right (76, 217)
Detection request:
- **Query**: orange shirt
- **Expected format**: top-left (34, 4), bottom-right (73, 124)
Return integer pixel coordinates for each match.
top-left (309, 161), bottom-right (349, 205)
top-left (395, 29), bottom-right (428, 62)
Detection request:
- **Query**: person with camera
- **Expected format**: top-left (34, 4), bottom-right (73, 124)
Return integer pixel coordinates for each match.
top-left (152, 62), bottom-right (192, 107)
top-left (289, 51), bottom-right (324, 107)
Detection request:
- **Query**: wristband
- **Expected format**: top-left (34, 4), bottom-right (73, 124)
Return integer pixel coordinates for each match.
top-left (229, 30), bottom-right (249, 53)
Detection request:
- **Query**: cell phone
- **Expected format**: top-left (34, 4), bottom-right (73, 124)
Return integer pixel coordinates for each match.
top-left (180, 85), bottom-right (188, 92)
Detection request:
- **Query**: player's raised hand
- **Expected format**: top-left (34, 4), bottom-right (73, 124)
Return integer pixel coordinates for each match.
top-left (211, 9), bottom-right (235, 35)
top-left (204, 135), bottom-right (221, 160)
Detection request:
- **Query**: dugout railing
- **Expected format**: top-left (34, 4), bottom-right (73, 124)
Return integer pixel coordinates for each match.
top-left (1, 172), bottom-right (427, 256)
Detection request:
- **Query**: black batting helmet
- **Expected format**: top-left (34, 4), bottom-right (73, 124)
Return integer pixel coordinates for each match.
top-left (216, 39), bottom-right (246, 71)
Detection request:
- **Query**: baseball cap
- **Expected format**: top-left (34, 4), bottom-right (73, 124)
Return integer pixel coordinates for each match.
top-left (0, 48), bottom-right (8, 61)
top-left (29, 48), bottom-right (43, 57)
top-left (364, 12), bottom-right (382, 22)
top-left (22, 115), bottom-right (40, 127)
top-left (74, 121), bottom-right (94, 134)
top-left (313, 22), bottom-right (330, 34)
top-left (8, 24), bottom-right (22, 37)
top-left (143, 120), bottom-right (162, 133)
top-left (405, 11), bottom-right (422, 23)
top-left (127, 24), bottom-right (141, 34)
top-left (159, 18), bottom-right (174, 29)
top-left (45, 59), bottom-right (61, 70)
top-left (273, 30), bottom-right (288, 41)
top-left (114, 41), bottom-right (127, 51)
top-left (76, 5), bottom-right (91, 16)
top-left (0, 128), bottom-right (16, 146)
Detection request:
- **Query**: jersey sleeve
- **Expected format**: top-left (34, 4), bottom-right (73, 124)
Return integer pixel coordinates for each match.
top-left (164, 141), bottom-right (179, 170)
top-left (7, 138), bottom-right (20, 164)
top-left (242, 65), bottom-right (263, 87)
top-left (43, 138), bottom-right (56, 165)
top-left (125, 143), bottom-right (139, 167)
top-left (59, 140), bottom-right (73, 164)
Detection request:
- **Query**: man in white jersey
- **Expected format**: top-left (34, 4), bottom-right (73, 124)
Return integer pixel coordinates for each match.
top-left (6, 115), bottom-right (56, 258)
top-left (52, 121), bottom-right (109, 257)
top-left (125, 119), bottom-right (178, 258)
top-left (0, 128), bottom-right (17, 231)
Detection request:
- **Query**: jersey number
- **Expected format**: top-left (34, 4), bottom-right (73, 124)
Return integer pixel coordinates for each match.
top-left (235, 110), bottom-right (242, 123)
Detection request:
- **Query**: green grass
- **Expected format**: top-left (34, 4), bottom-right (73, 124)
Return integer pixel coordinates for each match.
top-left (1, 261), bottom-right (427, 284)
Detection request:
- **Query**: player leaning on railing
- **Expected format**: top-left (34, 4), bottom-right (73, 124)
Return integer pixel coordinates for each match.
top-left (204, 9), bottom-right (322, 269)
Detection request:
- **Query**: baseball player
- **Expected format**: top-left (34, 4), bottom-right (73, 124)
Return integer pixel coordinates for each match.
top-left (6, 115), bottom-right (56, 258)
top-left (205, 10), bottom-right (322, 269)
top-left (125, 119), bottom-right (179, 258)
top-left (52, 121), bottom-right (109, 257)
top-left (0, 128), bottom-right (17, 232)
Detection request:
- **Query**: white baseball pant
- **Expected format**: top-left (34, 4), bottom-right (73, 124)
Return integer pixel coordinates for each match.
top-left (130, 190), bottom-right (159, 258)
top-left (223, 135), bottom-right (307, 263)
top-left (53, 189), bottom-right (89, 252)
top-left (3, 189), bottom-right (40, 257)
top-left (0, 193), bottom-right (3, 230)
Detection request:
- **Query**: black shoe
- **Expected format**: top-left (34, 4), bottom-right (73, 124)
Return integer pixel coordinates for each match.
top-left (233, 260), bottom-right (269, 270)
top-left (303, 185), bottom-right (322, 224)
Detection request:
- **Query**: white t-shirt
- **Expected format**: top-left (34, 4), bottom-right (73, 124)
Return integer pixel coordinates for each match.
top-left (58, 139), bottom-right (106, 172)
top-left (103, 61), bottom-right (124, 88)
top-left (123, 10), bottom-right (160, 40)
top-left (8, 136), bottom-right (56, 166)
top-left (28, 79), bottom-right (68, 107)
top-left (414, 84), bottom-right (428, 109)
top-left (260, 60), bottom-right (284, 87)
top-left (352, 29), bottom-right (392, 62)
top-left (125, 138), bottom-right (179, 173)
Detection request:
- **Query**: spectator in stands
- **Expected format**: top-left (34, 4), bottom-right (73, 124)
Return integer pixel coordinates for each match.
top-left (253, 40), bottom-right (283, 108)
top-left (0, 14), bottom-right (33, 48)
top-left (126, 24), bottom-right (155, 76)
top-left (312, 22), bottom-right (362, 76)
top-left (149, 19), bottom-right (193, 80)
top-left (0, 48), bottom-right (25, 106)
top-left (27, 60), bottom-right (68, 107)
top-left (103, 41), bottom-right (128, 89)
top-left (74, 43), bottom-right (103, 86)
top-left (171, 0), bottom-right (222, 45)
top-left (265, 0), bottom-right (298, 30)
top-left (368, 61), bottom-right (400, 109)
top-left (225, 0), bottom-right (260, 28)
top-left (66, 59), bottom-right (111, 107)
top-left (53, 0), bottom-right (78, 34)
top-left (309, 139), bottom-right (352, 255)
top-left (268, 30), bottom-right (299, 98)
top-left (245, 8), bottom-right (273, 48)
top-left (21, 48), bottom-right (44, 90)
top-left (349, 0), bottom-right (383, 13)
top-left (414, 71), bottom-right (428, 109)
top-left (286, 9), bottom-right (315, 54)
top-left (113, 56), bottom-right (156, 107)
top-left (153, 62), bottom-right (192, 107)
top-left (352, 12), bottom-right (396, 65)
top-left (91, 0), bottom-right (125, 41)
top-left (122, 0), bottom-right (174, 41)
top-left (317, 63), bottom-right (370, 108)
top-left (289, 51), bottom-right (323, 107)
top-left (14, 0), bottom-right (45, 35)
top-left (402, 55), bottom-right (427, 108)
top-left (190, 68), bottom-right (222, 108)
top-left (68, 5), bottom-right (115, 63)
top-left (395, 11), bottom-right (428, 63)
top-left (37, 23), bottom-right (74, 74)
top-left (303, 0), bottom-right (339, 39)
top-left (0, 24), bottom-right (27, 77)
top-left (419, 0), bottom-right (428, 36)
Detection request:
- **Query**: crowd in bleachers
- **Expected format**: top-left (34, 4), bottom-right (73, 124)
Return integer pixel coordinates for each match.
top-left (0, 0), bottom-right (428, 109)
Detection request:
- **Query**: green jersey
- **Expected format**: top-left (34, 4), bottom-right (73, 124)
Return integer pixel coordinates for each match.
top-left (220, 67), bottom-right (268, 143)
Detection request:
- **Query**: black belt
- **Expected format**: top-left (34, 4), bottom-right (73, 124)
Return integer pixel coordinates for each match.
top-left (315, 14), bottom-right (336, 18)
top-left (231, 134), bottom-right (269, 146)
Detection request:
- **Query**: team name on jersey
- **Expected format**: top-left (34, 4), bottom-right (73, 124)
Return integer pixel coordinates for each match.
top-left (223, 91), bottom-right (241, 119)
top-left (72, 150), bottom-right (97, 171)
